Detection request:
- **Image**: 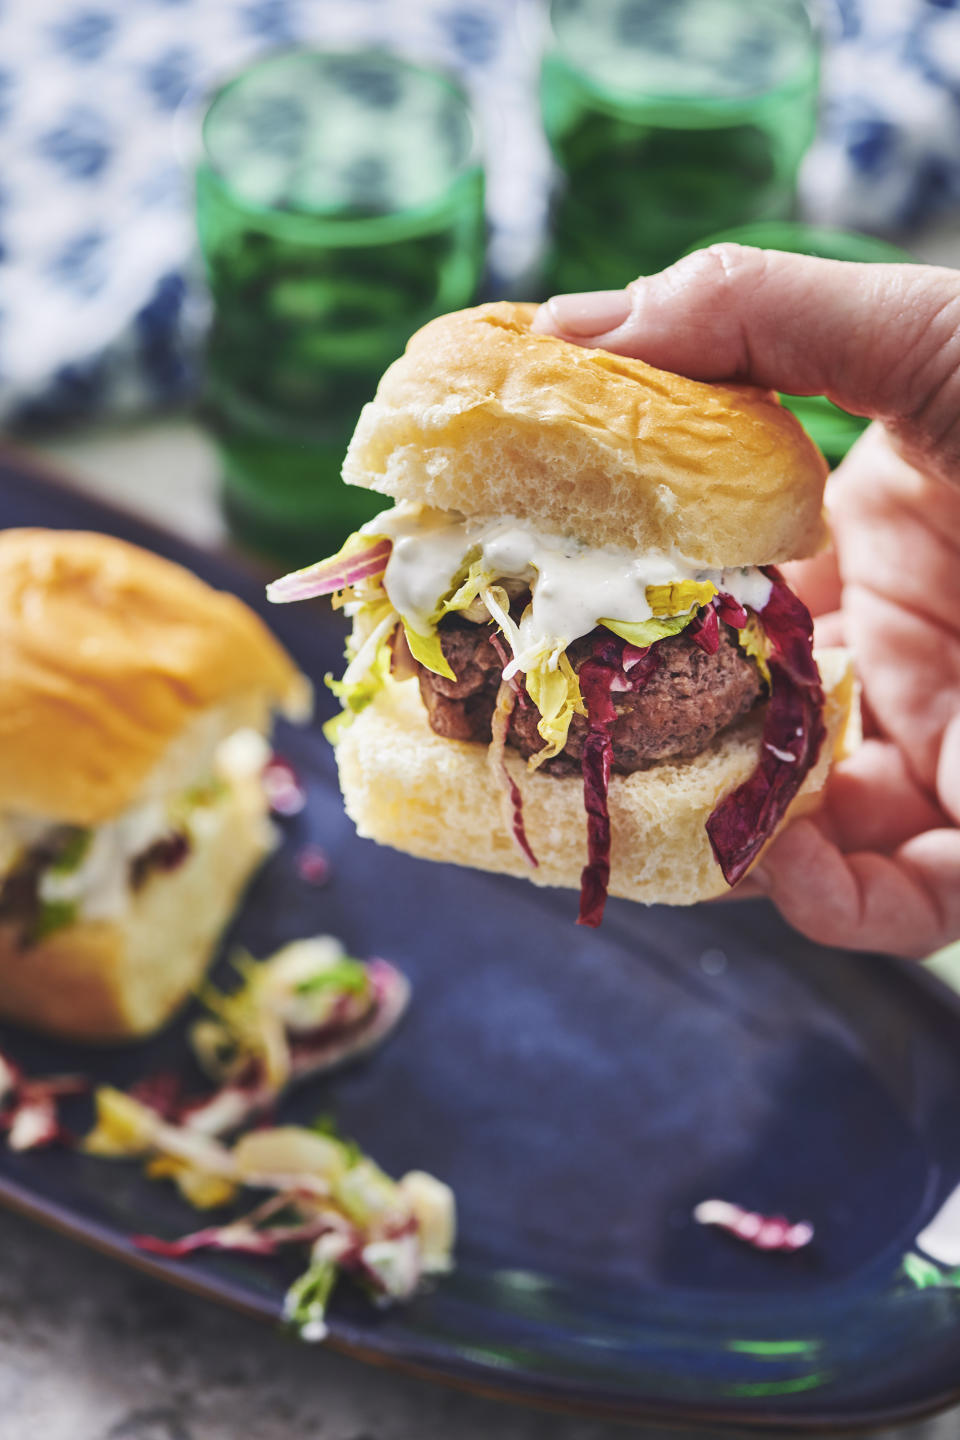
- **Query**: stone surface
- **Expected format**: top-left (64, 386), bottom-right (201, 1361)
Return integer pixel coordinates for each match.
top-left (0, 1206), bottom-right (955, 1440)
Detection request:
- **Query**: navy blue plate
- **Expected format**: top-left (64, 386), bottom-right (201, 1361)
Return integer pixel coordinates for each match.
top-left (2, 452), bottom-right (960, 1432)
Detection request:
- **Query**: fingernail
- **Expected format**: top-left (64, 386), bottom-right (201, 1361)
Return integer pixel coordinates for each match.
top-left (540, 289), bottom-right (633, 338)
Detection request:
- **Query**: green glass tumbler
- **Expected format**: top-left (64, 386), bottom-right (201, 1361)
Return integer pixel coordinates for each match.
top-left (689, 222), bottom-right (915, 464)
top-left (196, 51), bottom-right (485, 562)
top-left (540, 0), bottom-right (820, 295)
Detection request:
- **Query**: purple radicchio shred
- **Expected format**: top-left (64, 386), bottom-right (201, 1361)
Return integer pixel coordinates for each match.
top-left (505, 765), bottom-right (538, 868)
top-left (693, 1198), bottom-right (814, 1252)
top-left (689, 604), bottom-right (721, 655)
top-left (575, 633), bottom-right (662, 925)
top-left (296, 845), bottom-right (331, 886)
top-left (576, 635), bottom-right (621, 928)
top-left (0, 1048), bottom-right (88, 1151)
top-left (129, 959), bottom-right (409, 1140)
top-left (129, 832), bottom-right (190, 892)
top-left (706, 568), bottom-right (826, 886)
top-left (487, 635), bottom-right (538, 865)
top-left (715, 593), bottom-right (748, 629)
top-left (263, 756), bottom-right (307, 817)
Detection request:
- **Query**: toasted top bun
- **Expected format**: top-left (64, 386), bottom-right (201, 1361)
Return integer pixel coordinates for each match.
top-left (0, 529), bottom-right (309, 825)
top-left (343, 301), bottom-right (829, 568)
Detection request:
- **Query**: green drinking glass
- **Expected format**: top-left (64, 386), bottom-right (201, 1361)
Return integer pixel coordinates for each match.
top-left (688, 221), bottom-right (916, 464)
top-left (540, 0), bottom-right (820, 295)
top-left (196, 50), bottom-right (485, 562)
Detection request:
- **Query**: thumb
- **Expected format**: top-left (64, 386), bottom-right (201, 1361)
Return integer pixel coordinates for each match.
top-left (532, 245), bottom-right (960, 485)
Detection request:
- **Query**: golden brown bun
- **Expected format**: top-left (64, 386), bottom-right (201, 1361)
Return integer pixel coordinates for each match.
top-left (334, 651), bottom-right (857, 908)
top-left (0, 530), bottom-right (309, 825)
top-left (0, 769), bottom-right (272, 1040)
top-left (343, 301), bottom-right (829, 568)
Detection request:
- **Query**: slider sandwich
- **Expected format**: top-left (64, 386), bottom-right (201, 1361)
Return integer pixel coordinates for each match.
top-left (0, 530), bottom-right (309, 1038)
top-left (270, 303), bottom-right (856, 925)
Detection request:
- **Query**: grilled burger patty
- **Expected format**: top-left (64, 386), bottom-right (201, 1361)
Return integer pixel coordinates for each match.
top-left (413, 614), bottom-right (765, 775)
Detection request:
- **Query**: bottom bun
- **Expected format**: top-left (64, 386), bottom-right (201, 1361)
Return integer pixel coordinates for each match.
top-left (336, 649), bottom-right (858, 908)
top-left (0, 773), bottom-right (274, 1041)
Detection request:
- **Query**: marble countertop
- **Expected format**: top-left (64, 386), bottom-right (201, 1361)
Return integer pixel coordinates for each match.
top-left (2, 421), bottom-right (957, 1440)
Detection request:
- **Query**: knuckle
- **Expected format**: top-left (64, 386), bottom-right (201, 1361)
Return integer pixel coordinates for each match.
top-left (703, 241), bottom-right (770, 293)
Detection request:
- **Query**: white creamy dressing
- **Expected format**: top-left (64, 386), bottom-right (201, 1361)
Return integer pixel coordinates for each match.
top-left (38, 799), bottom-right (171, 919)
top-left (364, 502), bottom-right (772, 667)
top-left (0, 729), bottom-right (266, 924)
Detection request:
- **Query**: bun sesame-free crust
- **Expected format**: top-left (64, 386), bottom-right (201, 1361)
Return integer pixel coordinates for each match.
top-left (343, 301), bottom-right (829, 568)
top-left (335, 651), bottom-right (857, 908)
top-left (0, 529), bottom-right (309, 825)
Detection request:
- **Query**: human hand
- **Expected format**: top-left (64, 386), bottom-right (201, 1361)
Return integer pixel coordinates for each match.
top-left (533, 246), bottom-right (960, 957)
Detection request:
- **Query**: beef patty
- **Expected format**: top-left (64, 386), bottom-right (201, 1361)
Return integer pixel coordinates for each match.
top-left (413, 613), bottom-right (765, 775)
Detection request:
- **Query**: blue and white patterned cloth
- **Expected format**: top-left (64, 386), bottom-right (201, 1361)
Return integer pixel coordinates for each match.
top-left (801, 0), bottom-right (960, 232)
top-left (1, 0), bottom-right (959, 426)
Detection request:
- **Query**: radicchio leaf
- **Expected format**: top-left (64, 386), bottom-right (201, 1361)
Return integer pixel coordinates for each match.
top-left (296, 845), bottom-right (331, 886)
top-left (706, 569), bottom-right (826, 886)
top-left (689, 604), bottom-right (720, 655)
top-left (263, 756), bottom-right (307, 817)
top-left (488, 681), bottom-right (538, 867)
top-left (715, 593), bottom-right (748, 630)
top-left (693, 1198), bottom-right (814, 1252)
top-left (576, 635), bottom-right (621, 928)
top-left (0, 1048), bottom-right (88, 1151)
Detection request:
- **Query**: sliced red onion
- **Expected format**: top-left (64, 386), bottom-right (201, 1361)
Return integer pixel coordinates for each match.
top-left (693, 1198), bottom-right (814, 1252)
top-left (267, 539), bottom-right (392, 604)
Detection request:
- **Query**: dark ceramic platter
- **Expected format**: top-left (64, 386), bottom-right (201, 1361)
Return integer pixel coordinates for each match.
top-left (3, 454), bottom-right (960, 1432)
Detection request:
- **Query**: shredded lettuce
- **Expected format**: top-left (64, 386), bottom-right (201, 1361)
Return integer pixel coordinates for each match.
top-left (146, 1154), bottom-right (238, 1210)
top-left (645, 580), bottom-right (717, 616)
top-left (736, 612), bottom-right (772, 688)
top-left (436, 554), bottom-right (490, 620)
top-left (49, 829), bottom-right (92, 876)
top-left (191, 938), bottom-right (404, 1107)
top-left (324, 640), bottom-right (392, 743)
top-left (601, 581), bottom-right (715, 649)
top-left (524, 650), bottom-right (587, 766)
top-left (284, 1256), bottom-right (339, 1341)
top-left (600, 612), bottom-right (695, 647)
top-left (122, 1112), bottom-right (456, 1339)
top-left (402, 623), bottom-right (455, 681)
top-left (30, 899), bottom-right (78, 942)
top-left (295, 958), bottom-right (370, 998)
top-left (84, 1085), bottom-right (160, 1157)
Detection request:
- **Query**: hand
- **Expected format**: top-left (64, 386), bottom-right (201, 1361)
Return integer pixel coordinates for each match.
top-left (533, 246), bottom-right (960, 958)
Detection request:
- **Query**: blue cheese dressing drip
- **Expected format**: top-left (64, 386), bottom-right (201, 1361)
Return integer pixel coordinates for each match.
top-left (364, 503), bottom-right (772, 671)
